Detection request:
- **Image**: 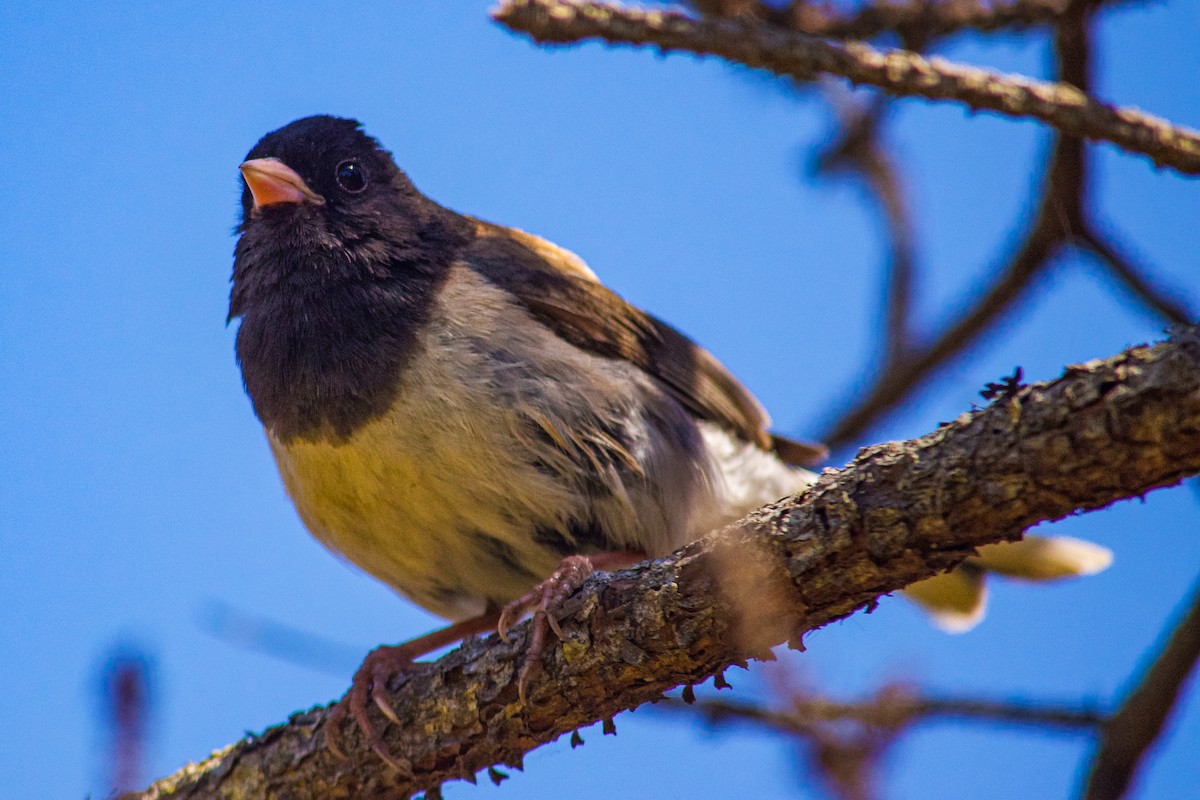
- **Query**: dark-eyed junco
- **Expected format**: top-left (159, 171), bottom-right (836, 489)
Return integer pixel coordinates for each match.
top-left (231, 115), bottom-right (1110, 769)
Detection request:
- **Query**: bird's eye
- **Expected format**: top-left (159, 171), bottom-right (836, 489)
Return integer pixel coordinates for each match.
top-left (335, 160), bottom-right (367, 193)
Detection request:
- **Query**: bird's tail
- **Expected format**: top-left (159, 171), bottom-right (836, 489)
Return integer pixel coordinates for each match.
top-left (901, 535), bottom-right (1113, 632)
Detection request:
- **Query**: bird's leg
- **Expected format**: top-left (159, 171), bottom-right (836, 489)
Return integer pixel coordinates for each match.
top-left (497, 551), bottom-right (646, 704)
top-left (325, 611), bottom-right (501, 772)
top-left (329, 551), bottom-right (646, 769)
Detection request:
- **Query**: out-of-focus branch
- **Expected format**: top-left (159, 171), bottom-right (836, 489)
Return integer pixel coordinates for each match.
top-left (124, 325), bottom-right (1200, 800)
top-left (821, 4), bottom-right (1091, 447)
top-left (820, 139), bottom-right (1070, 445)
top-left (679, 691), bottom-right (1106, 735)
top-left (813, 96), bottom-right (916, 367)
top-left (1081, 228), bottom-right (1194, 325)
top-left (1081, 578), bottom-right (1200, 800)
top-left (101, 650), bottom-right (153, 796)
top-left (199, 601), bottom-right (360, 678)
top-left (493, 0), bottom-right (1200, 175)
top-left (675, 684), bottom-right (1105, 800)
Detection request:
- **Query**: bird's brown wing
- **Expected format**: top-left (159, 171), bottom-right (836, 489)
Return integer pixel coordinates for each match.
top-left (465, 220), bottom-right (826, 466)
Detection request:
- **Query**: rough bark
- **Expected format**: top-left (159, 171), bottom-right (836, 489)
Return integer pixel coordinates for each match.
top-left (124, 325), bottom-right (1200, 800)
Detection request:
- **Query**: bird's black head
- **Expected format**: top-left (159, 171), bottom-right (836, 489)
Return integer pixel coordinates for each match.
top-left (238, 116), bottom-right (404, 228)
top-left (232, 116), bottom-right (469, 314)
top-left (230, 116), bottom-right (471, 441)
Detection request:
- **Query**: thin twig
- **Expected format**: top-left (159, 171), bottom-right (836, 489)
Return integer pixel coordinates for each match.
top-left (200, 601), bottom-right (362, 678)
top-left (1081, 227), bottom-right (1194, 325)
top-left (670, 693), bottom-right (1106, 734)
top-left (813, 95), bottom-right (916, 366)
top-left (493, 0), bottom-right (1200, 175)
top-left (1081, 578), bottom-right (1200, 800)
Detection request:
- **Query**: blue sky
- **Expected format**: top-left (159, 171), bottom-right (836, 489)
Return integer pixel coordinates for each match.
top-left (1, 3), bottom-right (1197, 798)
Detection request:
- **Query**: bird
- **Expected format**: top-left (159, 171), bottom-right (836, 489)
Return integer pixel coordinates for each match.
top-left (230, 115), bottom-right (1111, 770)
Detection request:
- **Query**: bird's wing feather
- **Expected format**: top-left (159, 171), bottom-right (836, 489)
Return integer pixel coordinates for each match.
top-left (465, 220), bottom-right (825, 462)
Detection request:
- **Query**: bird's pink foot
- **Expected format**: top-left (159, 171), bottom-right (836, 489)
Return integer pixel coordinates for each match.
top-left (498, 551), bottom-right (644, 703)
top-left (325, 613), bottom-right (500, 771)
top-left (325, 642), bottom-right (420, 774)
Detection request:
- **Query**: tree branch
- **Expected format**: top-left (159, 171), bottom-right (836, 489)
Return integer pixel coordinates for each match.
top-left (493, 0), bottom-right (1200, 175)
top-left (1081, 577), bottom-right (1200, 800)
top-left (124, 325), bottom-right (1200, 799)
top-left (694, 0), bottom-right (1139, 43)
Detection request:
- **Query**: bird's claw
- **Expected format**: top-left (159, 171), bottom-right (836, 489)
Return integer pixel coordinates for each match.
top-left (325, 644), bottom-right (417, 775)
top-left (497, 555), bottom-right (596, 703)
